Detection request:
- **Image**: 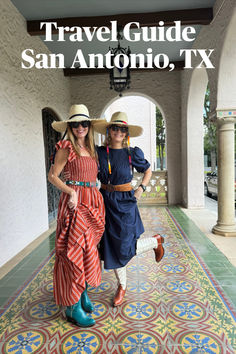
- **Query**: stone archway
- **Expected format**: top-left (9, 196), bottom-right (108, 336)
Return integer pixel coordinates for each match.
top-left (212, 7), bottom-right (236, 236)
top-left (184, 67), bottom-right (208, 208)
top-left (99, 93), bottom-right (168, 205)
top-left (71, 71), bottom-right (182, 205)
top-left (100, 92), bottom-right (167, 171)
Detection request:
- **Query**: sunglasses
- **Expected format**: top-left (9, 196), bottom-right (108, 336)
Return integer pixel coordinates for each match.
top-left (110, 125), bottom-right (128, 133)
top-left (69, 121), bottom-right (91, 129)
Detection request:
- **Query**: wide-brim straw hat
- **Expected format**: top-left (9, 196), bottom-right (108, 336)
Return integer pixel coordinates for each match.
top-left (93, 112), bottom-right (143, 137)
top-left (51, 104), bottom-right (105, 133)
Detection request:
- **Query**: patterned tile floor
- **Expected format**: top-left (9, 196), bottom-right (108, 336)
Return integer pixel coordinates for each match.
top-left (0, 206), bottom-right (235, 353)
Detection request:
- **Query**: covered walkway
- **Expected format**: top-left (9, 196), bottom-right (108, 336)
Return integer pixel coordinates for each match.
top-left (0, 206), bottom-right (235, 353)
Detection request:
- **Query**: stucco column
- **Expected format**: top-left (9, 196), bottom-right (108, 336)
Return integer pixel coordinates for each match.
top-left (212, 109), bottom-right (236, 237)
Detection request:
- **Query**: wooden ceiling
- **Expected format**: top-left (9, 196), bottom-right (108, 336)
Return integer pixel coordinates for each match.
top-left (27, 8), bottom-right (213, 36)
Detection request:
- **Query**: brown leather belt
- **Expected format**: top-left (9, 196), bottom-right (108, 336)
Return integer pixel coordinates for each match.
top-left (101, 183), bottom-right (133, 192)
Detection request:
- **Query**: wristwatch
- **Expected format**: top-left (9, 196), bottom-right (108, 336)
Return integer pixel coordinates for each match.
top-left (139, 184), bottom-right (146, 192)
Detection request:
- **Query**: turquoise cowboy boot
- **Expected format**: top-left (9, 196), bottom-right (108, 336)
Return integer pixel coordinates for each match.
top-left (65, 298), bottom-right (95, 327)
top-left (81, 282), bottom-right (94, 313)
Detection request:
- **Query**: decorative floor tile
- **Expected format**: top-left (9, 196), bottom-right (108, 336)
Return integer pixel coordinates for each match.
top-left (117, 331), bottom-right (162, 353)
top-left (0, 207), bottom-right (235, 353)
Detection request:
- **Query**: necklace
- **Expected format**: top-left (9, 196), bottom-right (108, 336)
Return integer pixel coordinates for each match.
top-left (77, 143), bottom-right (87, 150)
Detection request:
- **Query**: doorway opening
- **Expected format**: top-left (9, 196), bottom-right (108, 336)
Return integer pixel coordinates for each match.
top-left (42, 108), bottom-right (61, 222)
top-left (101, 94), bottom-right (168, 205)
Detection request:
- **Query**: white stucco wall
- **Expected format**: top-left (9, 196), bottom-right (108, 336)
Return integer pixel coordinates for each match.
top-left (0, 0), bottom-right (71, 266)
top-left (103, 96), bottom-right (157, 170)
top-left (70, 71), bottom-right (181, 205)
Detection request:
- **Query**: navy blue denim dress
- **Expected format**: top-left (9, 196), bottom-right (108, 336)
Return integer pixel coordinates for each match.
top-left (97, 146), bottom-right (150, 269)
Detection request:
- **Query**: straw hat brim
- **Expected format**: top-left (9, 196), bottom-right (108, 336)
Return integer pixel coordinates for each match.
top-left (52, 118), bottom-right (106, 133)
top-left (93, 120), bottom-right (143, 137)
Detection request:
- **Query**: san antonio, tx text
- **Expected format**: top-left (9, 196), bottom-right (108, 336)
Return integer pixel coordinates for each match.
top-left (21, 21), bottom-right (215, 70)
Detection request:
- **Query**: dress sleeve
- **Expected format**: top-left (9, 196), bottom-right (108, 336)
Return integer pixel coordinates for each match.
top-left (131, 147), bottom-right (150, 173)
top-left (55, 140), bottom-right (77, 162)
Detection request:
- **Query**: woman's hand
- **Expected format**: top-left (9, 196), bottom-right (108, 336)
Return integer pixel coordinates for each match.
top-left (134, 187), bottom-right (143, 200)
top-left (68, 189), bottom-right (78, 209)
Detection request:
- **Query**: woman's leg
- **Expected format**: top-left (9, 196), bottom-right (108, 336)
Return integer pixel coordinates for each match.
top-left (136, 234), bottom-right (164, 262)
top-left (113, 266), bottom-right (127, 306)
top-left (81, 282), bottom-right (94, 312)
top-left (65, 296), bottom-right (95, 327)
top-left (112, 235), bottom-right (164, 307)
top-left (136, 237), bottom-right (157, 254)
top-left (114, 267), bottom-right (127, 289)
top-left (54, 253), bottom-right (96, 327)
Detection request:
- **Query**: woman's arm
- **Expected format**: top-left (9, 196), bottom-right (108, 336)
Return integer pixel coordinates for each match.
top-left (134, 167), bottom-right (152, 200)
top-left (48, 148), bottom-right (78, 209)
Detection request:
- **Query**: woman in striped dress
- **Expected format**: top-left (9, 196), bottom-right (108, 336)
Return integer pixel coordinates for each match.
top-left (48, 104), bottom-right (105, 327)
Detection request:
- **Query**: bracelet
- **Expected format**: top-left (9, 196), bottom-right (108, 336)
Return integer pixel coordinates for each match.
top-left (139, 184), bottom-right (146, 192)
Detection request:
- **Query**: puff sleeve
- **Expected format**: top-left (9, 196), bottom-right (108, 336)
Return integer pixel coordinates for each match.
top-left (131, 147), bottom-right (150, 173)
top-left (55, 140), bottom-right (77, 163)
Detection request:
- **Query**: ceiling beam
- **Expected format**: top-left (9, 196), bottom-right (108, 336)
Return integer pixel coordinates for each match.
top-left (63, 61), bottom-right (185, 76)
top-left (27, 8), bottom-right (213, 36)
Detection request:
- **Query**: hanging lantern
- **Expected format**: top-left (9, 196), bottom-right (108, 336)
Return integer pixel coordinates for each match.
top-left (109, 27), bottom-right (131, 97)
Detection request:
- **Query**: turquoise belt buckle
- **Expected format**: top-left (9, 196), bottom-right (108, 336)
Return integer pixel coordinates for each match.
top-left (66, 181), bottom-right (97, 187)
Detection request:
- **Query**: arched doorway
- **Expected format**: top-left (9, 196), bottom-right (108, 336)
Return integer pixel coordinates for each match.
top-left (100, 94), bottom-right (168, 205)
top-left (101, 94), bottom-right (167, 170)
top-left (42, 108), bottom-right (61, 222)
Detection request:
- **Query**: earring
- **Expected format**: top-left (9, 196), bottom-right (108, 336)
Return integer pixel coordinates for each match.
top-left (127, 133), bottom-right (132, 175)
top-left (106, 128), bottom-right (112, 178)
top-left (107, 135), bottom-right (112, 145)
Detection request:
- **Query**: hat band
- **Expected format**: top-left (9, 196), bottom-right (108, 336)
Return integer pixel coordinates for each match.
top-left (113, 120), bottom-right (128, 125)
top-left (69, 113), bottom-right (90, 120)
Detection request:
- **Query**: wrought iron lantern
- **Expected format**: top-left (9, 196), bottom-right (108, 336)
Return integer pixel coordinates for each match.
top-left (109, 27), bottom-right (131, 97)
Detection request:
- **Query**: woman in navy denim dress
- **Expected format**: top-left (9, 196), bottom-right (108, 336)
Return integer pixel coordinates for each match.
top-left (93, 112), bottom-right (164, 306)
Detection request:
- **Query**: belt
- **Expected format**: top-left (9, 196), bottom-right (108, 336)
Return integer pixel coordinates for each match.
top-left (101, 183), bottom-right (132, 192)
top-left (66, 180), bottom-right (98, 187)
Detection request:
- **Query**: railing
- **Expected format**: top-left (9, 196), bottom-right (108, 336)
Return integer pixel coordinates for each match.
top-left (131, 171), bottom-right (168, 205)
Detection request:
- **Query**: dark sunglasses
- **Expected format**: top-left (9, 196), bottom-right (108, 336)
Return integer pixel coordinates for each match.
top-left (69, 121), bottom-right (91, 129)
top-left (110, 125), bottom-right (128, 133)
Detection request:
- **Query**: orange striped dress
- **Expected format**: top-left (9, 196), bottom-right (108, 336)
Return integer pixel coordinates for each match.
top-left (53, 140), bottom-right (105, 306)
